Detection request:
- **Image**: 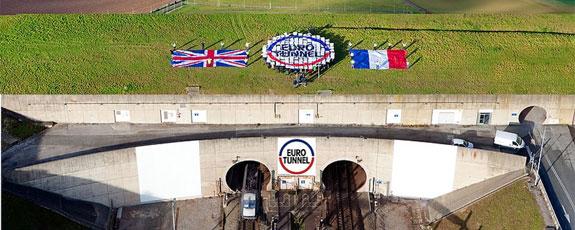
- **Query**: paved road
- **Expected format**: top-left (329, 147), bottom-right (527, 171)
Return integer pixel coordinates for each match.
top-left (2, 123), bottom-right (529, 170)
top-left (538, 125), bottom-right (575, 230)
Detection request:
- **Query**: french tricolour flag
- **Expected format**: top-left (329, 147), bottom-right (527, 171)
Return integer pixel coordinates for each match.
top-left (350, 49), bottom-right (408, 70)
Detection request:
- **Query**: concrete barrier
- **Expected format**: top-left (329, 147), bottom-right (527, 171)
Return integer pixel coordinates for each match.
top-left (2, 95), bottom-right (574, 126)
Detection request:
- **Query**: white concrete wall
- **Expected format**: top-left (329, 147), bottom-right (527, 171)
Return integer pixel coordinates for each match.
top-left (4, 136), bottom-right (526, 207)
top-left (4, 149), bottom-right (140, 207)
top-left (3, 95), bottom-right (574, 125)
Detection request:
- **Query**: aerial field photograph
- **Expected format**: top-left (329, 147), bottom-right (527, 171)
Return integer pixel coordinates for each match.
top-left (1, 0), bottom-right (574, 229)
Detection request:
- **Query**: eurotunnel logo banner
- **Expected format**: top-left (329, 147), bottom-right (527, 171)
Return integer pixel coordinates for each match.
top-left (263, 33), bottom-right (335, 70)
top-left (277, 138), bottom-right (316, 176)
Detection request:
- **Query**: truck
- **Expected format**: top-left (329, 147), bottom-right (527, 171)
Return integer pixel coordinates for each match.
top-left (494, 130), bottom-right (525, 149)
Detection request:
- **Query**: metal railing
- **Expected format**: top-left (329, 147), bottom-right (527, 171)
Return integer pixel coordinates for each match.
top-left (152, 0), bottom-right (188, 14)
top-left (183, 0), bottom-right (421, 13)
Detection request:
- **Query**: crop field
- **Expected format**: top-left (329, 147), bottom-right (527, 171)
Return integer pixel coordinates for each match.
top-left (0, 14), bottom-right (574, 94)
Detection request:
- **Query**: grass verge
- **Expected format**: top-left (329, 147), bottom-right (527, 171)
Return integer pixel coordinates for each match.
top-left (432, 179), bottom-right (545, 229)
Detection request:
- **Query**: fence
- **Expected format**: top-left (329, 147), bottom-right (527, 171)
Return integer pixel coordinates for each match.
top-left (181, 0), bottom-right (422, 14)
top-left (152, 0), bottom-right (188, 13)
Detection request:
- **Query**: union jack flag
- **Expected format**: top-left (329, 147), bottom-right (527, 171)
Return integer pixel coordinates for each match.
top-left (171, 50), bottom-right (248, 68)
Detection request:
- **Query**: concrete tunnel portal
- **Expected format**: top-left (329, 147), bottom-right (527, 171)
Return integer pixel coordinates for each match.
top-left (225, 160), bottom-right (271, 192)
top-left (321, 160), bottom-right (367, 192)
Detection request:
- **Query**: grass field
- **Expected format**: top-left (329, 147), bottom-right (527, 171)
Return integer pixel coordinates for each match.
top-left (0, 14), bottom-right (574, 94)
top-left (433, 179), bottom-right (545, 229)
top-left (176, 0), bottom-right (418, 13)
top-left (174, 0), bottom-right (574, 13)
top-left (408, 0), bottom-right (575, 13)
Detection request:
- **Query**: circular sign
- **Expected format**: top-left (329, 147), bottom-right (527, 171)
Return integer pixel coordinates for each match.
top-left (278, 139), bottom-right (315, 175)
top-left (263, 32), bottom-right (335, 70)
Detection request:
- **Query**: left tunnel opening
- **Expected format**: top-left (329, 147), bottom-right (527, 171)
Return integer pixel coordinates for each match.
top-left (225, 161), bottom-right (270, 192)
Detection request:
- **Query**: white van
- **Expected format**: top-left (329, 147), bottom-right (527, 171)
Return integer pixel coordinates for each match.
top-left (494, 130), bottom-right (525, 149)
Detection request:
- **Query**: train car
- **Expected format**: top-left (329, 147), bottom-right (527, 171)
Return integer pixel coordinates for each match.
top-left (241, 163), bottom-right (261, 220)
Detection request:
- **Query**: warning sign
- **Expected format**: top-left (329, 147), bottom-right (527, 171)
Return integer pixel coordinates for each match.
top-left (277, 138), bottom-right (316, 176)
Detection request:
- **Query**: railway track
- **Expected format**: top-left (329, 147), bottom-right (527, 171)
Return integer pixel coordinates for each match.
top-left (238, 220), bottom-right (258, 230)
top-left (325, 162), bottom-right (364, 230)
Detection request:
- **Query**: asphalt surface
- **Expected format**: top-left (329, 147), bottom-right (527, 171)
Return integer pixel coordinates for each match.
top-left (1, 123), bottom-right (530, 170)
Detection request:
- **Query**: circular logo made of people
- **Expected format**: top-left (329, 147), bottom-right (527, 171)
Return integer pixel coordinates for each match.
top-left (278, 139), bottom-right (315, 175)
top-left (263, 33), bottom-right (334, 69)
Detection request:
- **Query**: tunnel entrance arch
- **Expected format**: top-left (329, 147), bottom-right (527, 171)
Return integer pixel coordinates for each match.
top-left (321, 160), bottom-right (367, 192)
top-left (519, 106), bottom-right (547, 125)
top-left (225, 160), bottom-right (271, 192)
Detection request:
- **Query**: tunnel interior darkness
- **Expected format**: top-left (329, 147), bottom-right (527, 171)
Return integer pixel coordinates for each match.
top-left (225, 161), bottom-right (270, 192)
top-left (321, 161), bottom-right (367, 192)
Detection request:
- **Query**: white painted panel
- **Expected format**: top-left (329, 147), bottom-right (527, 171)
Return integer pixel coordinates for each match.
top-left (386, 109), bottom-right (402, 124)
top-left (280, 178), bottom-right (296, 190)
top-left (298, 177), bottom-right (314, 190)
top-left (136, 141), bottom-right (201, 202)
top-left (299, 109), bottom-right (315, 124)
top-left (114, 110), bottom-right (130, 122)
top-left (432, 109), bottom-right (462, 124)
top-left (509, 111), bottom-right (520, 123)
top-left (161, 110), bottom-right (177, 123)
top-left (390, 140), bottom-right (457, 199)
top-left (191, 110), bottom-right (207, 123)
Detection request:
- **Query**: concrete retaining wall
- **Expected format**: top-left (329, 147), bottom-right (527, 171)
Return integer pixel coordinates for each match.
top-left (2, 95), bottom-right (574, 125)
top-left (3, 137), bottom-right (526, 208)
top-left (3, 148), bottom-right (140, 207)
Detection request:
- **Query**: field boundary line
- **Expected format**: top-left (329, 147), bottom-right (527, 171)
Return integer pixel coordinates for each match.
top-left (329, 26), bottom-right (575, 36)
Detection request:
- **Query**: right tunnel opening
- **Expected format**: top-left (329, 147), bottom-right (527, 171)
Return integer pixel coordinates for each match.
top-left (321, 160), bottom-right (367, 229)
top-left (321, 160), bottom-right (367, 192)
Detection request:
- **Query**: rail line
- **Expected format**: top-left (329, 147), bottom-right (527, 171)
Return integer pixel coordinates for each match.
top-left (238, 219), bottom-right (259, 230)
top-left (325, 162), bottom-right (364, 230)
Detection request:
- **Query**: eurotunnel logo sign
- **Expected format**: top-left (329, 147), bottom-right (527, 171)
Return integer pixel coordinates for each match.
top-left (277, 138), bottom-right (316, 176)
top-left (263, 33), bottom-right (335, 69)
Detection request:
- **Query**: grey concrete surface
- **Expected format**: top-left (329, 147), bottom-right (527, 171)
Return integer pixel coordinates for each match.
top-left (117, 196), bottom-right (223, 230)
top-left (3, 94), bottom-right (574, 125)
top-left (3, 148), bottom-right (140, 207)
top-left (366, 198), bottom-right (422, 230)
top-left (2, 123), bottom-right (528, 170)
top-left (539, 125), bottom-right (575, 230)
top-left (3, 136), bottom-right (525, 208)
top-left (2, 123), bottom-right (526, 208)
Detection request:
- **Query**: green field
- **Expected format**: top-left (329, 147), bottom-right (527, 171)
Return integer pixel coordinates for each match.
top-left (0, 14), bottom-right (574, 94)
top-left (176, 0), bottom-right (417, 13)
top-left (174, 0), bottom-right (574, 13)
top-left (433, 180), bottom-right (544, 229)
